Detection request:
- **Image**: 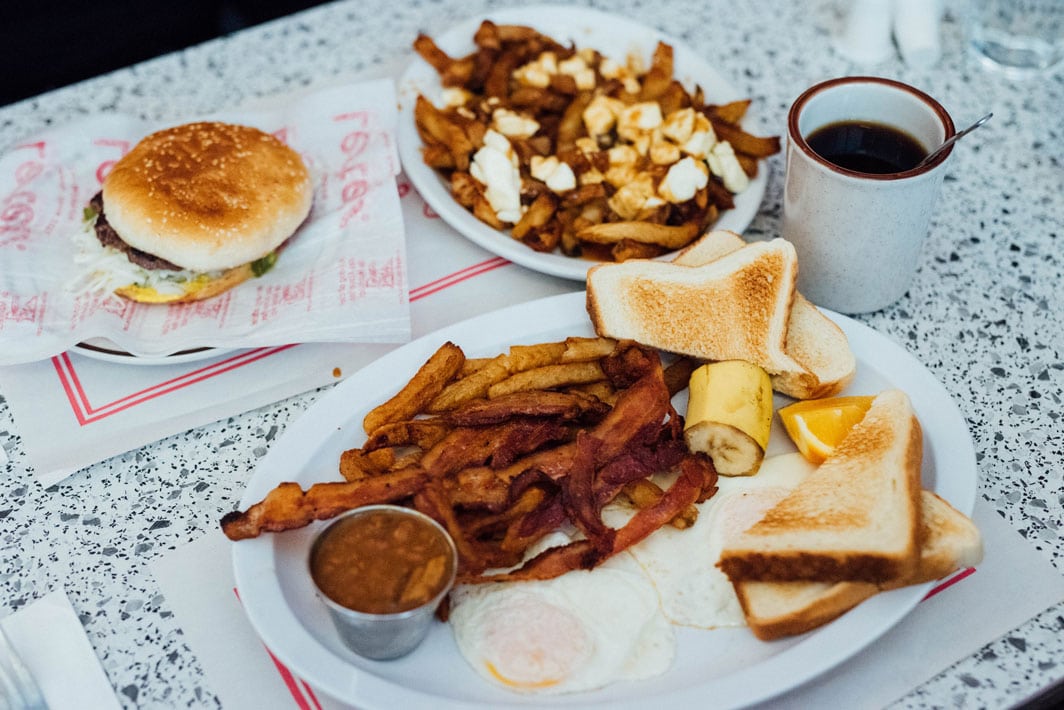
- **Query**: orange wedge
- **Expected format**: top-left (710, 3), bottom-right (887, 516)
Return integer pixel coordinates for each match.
top-left (778, 396), bottom-right (875, 464)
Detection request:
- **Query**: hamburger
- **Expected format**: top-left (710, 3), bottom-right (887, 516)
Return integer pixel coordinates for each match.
top-left (80, 121), bottom-right (313, 304)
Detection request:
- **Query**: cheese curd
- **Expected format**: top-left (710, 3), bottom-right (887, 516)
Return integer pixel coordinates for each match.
top-left (582, 96), bottom-right (624, 140)
top-left (492, 108), bottom-right (540, 139)
top-left (608, 175), bottom-right (657, 220)
top-left (617, 102), bottom-right (664, 141)
top-left (513, 51), bottom-right (558, 88)
top-left (557, 54), bottom-right (596, 91)
top-left (681, 113), bottom-right (718, 159)
top-left (470, 130), bottom-right (525, 223)
top-left (707, 140), bottom-right (750, 193)
top-left (658, 156), bottom-right (709, 203)
top-left (529, 156), bottom-right (577, 193)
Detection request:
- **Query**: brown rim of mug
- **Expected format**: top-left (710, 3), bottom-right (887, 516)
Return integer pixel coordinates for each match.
top-left (787, 76), bottom-right (957, 181)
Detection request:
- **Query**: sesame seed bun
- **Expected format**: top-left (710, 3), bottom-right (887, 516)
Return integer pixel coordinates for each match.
top-left (101, 121), bottom-right (313, 273)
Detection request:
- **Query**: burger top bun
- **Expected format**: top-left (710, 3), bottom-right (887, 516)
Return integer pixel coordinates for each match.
top-left (101, 122), bottom-right (313, 272)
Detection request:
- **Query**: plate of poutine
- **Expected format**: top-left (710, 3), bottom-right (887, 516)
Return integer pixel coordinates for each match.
top-left (229, 291), bottom-right (978, 709)
top-left (396, 6), bottom-right (780, 281)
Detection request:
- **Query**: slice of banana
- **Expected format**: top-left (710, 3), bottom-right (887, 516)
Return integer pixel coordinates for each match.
top-left (684, 360), bottom-right (773, 476)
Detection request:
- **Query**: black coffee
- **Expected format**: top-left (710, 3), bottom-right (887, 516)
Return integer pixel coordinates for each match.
top-left (806, 121), bottom-right (927, 174)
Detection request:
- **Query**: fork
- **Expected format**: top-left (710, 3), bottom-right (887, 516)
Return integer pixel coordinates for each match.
top-left (0, 625), bottom-right (48, 710)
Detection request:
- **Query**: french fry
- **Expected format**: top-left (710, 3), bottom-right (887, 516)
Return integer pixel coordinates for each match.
top-left (708, 118), bottom-right (782, 158)
top-left (511, 192), bottom-right (557, 241)
top-left (663, 356), bottom-right (699, 397)
top-left (577, 221), bottom-right (700, 249)
top-left (428, 355), bottom-right (512, 412)
top-left (561, 336), bottom-right (617, 362)
top-left (639, 42), bottom-right (673, 101)
top-left (414, 96), bottom-right (474, 170)
top-left (339, 447), bottom-right (396, 481)
top-left (461, 357), bottom-right (494, 376)
top-left (450, 172), bottom-right (481, 207)
top-left (622, 479), bottom-right (699, 529)
top-left (473, 193), bottom-right (506, 229)
top-left (362, 341), bottom-right (465, 434)
top-left (736, 152), bottom-right (759, 178)
top-left (507, 341), bottom-right (567, 370)
top-left (612, 239), bottom-right (667, 262)
top-left (413, 34), bottom-right (457, 75)
top-left (488, 361), bottom-right (606, 398)
top-left (707, 99), bottom-right (751, 125)
top-left (364, 419), bottom-right (453, 452)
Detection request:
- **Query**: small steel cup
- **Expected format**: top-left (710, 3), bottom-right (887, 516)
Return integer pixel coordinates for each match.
top-left (308, 505), bottom-right (458, 660)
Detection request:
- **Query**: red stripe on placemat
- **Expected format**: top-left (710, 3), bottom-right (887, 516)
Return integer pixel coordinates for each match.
top-left (263, 646), bottom-right (314, 710)
top-left (923, 566), bottom-right (976, 600)
top-left (52, 346), bottom-right (297, 425)
top-left (233, 588), bottom-right (318, 710)
top-left (52, 257), bottom-right (512, 425)
top-left (409, 256), bottom-right (509, 301)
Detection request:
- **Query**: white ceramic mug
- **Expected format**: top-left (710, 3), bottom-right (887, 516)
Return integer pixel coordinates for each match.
top-left (782, 77), bottom-right (955, 314)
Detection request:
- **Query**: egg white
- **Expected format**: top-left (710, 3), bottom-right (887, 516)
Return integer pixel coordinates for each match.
top-left (602, 452), bottom-right (816, 629)
top-left (448, 534), bottom-right (674, 694)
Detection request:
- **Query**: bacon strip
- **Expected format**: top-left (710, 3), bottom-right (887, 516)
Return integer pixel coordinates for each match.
top-left (219, 467), bottom-right (431, 540)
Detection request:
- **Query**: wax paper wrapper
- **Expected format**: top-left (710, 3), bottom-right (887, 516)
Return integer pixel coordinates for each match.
top-left (0, 78), bottom-right (410, 365)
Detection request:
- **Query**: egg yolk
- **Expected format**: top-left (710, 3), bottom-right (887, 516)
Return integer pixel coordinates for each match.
top-left (480, 598), bottom-right (593, 688)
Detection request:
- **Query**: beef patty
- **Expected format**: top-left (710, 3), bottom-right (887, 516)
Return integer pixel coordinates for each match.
top-left (90, 192), bottom-right (184, 271)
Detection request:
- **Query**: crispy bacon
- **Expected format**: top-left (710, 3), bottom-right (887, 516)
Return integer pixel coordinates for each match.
top-left (221, 341), bottom-right (717, 585)
top-left (219, 468), bottom-right (430, 540)
top-left (467, 453), bottom-right (705, 584)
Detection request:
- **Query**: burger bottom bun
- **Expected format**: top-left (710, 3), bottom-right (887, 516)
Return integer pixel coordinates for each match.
top-left (114, 262), bottom-right (255, 304)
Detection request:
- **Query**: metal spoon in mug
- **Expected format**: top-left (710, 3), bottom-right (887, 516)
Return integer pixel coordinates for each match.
top-left (915, 112), bottom-right (993, 169)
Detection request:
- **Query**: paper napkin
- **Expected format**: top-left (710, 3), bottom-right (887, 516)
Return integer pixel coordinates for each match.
top-left (0, 589), bottom-right (121, 710)
top-left (0, 78), bottom-right (409, 364)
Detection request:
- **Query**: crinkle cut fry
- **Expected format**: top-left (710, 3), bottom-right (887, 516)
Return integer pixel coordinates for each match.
top-left (219, 467), bottom-right (431, 541)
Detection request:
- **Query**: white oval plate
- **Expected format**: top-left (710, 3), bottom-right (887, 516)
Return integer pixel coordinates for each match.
top-left (231, 291), bottom-right (977, 710)
top-left (70, 338), bottom-right (238, 366)
top-left (396, 6), bottom-right (771, 282)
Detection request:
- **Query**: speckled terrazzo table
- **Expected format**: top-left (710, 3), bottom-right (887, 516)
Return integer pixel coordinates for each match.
top-left (2, 0), bottom-right (1062, 707)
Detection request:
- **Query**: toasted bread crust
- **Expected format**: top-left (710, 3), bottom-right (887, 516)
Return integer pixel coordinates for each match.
top-left (586, 239), bottom-right (804, 376)
top-left (734, 581), bottom-right (879, 641)
top-left (733, 489), bottom-right (983, 639)
top-left (719, 390), bottom-right (923, 584)
top-left (668, 230), bottom-right (856, 400)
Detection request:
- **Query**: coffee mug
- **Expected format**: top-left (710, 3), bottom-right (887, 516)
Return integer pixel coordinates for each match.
top-left (782, 76), bottom-right (955, 314)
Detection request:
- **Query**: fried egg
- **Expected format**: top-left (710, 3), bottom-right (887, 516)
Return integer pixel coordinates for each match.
top-left (448, 533), bottom-right (674, 694)
top-left (602, 452), bottom-right (816, 629)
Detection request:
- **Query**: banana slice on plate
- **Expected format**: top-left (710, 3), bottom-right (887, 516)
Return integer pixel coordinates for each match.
top-left (684, 360), bottom-right (772, 476)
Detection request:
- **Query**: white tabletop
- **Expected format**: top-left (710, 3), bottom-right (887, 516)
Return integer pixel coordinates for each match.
top-left (1, 0), bottom-right (1062, 707)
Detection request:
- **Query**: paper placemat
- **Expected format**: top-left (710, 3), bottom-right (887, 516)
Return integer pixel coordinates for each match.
top-left (151, 499), bottom-right (1064, 709)
top-left (0, 177), bottom-right (578, 485)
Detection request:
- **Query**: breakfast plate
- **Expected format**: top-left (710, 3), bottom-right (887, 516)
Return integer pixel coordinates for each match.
top-left (231, 291), bottom-right (977, 709)
top-left (396, 6), bottom-right (771, 282)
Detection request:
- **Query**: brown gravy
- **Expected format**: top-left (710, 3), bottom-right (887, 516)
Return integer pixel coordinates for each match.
top-left (310, 508), bottom-right (455, 615)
